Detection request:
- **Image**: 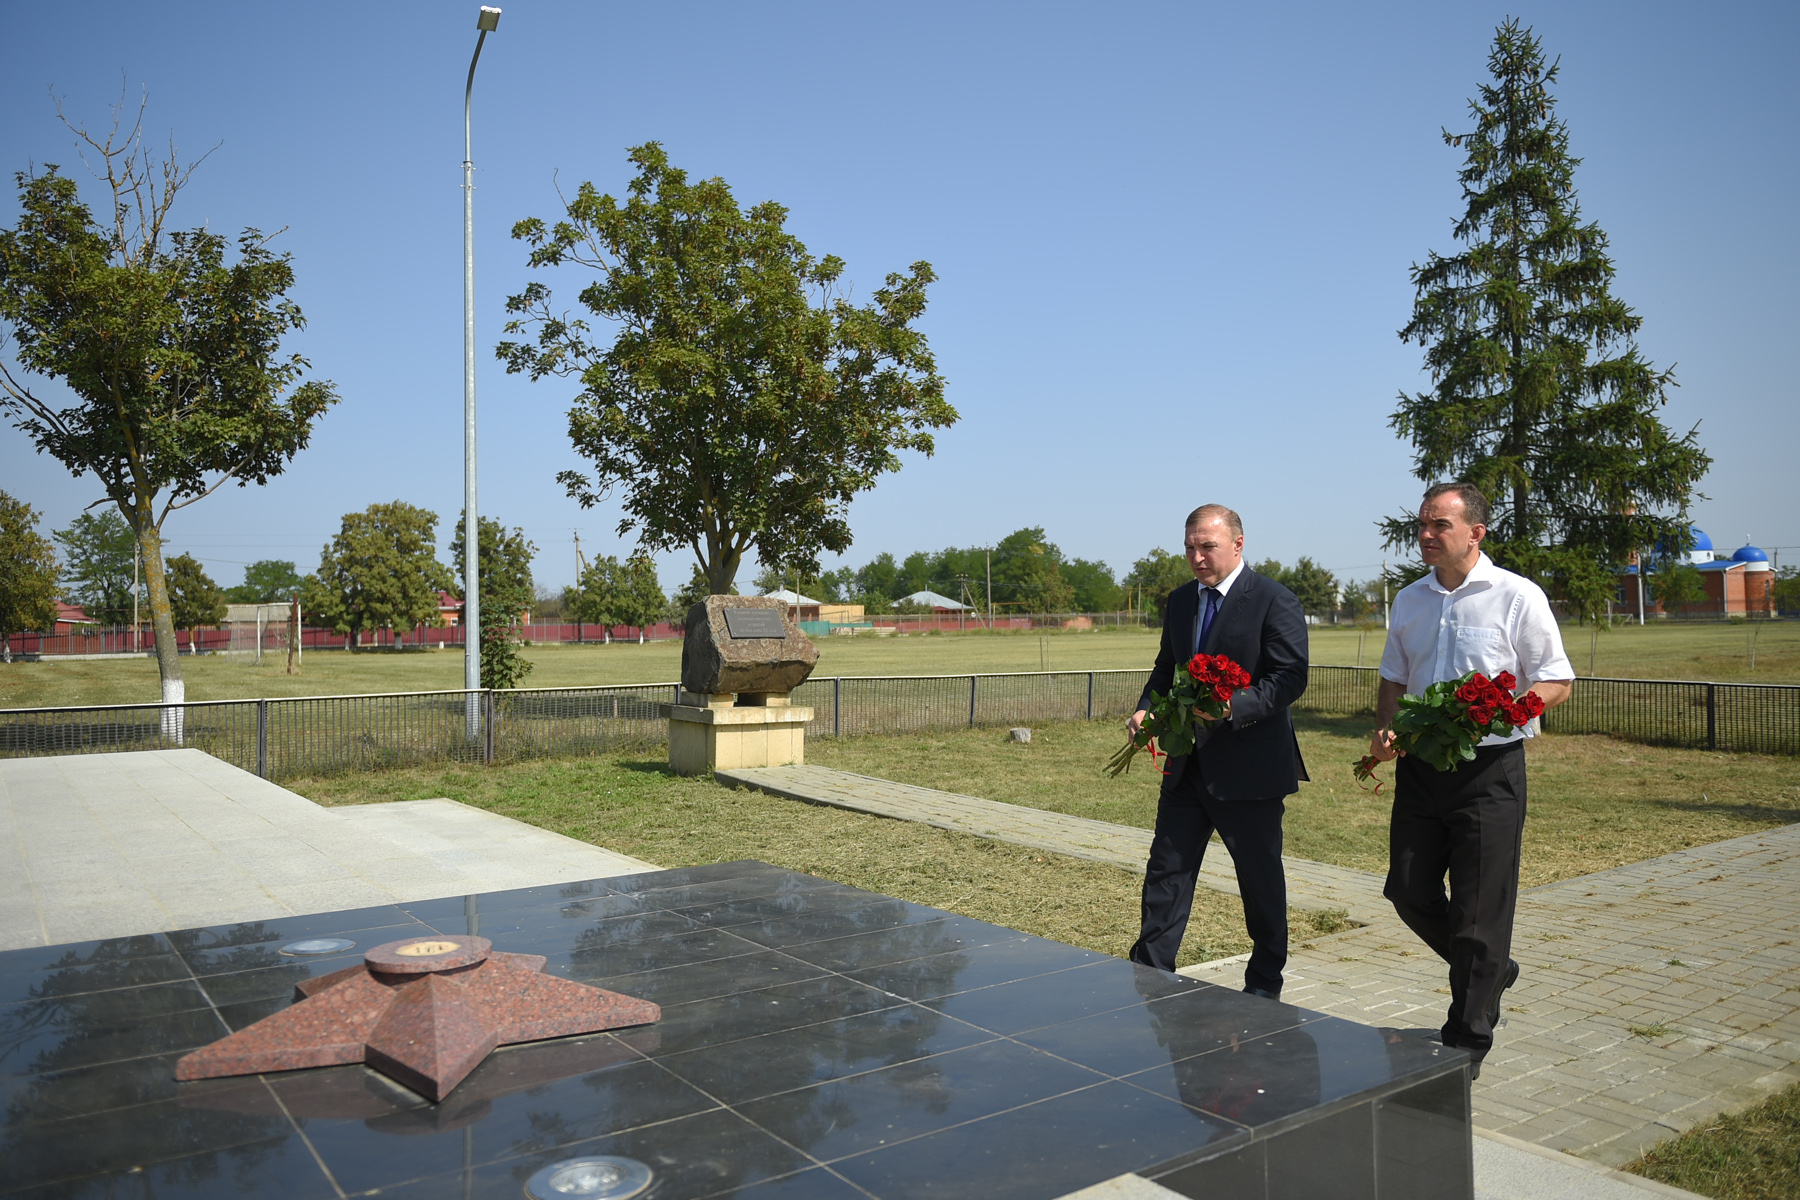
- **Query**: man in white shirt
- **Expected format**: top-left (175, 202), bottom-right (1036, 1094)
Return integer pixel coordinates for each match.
top-left (1366, 482), bottom-right (1574, 1077)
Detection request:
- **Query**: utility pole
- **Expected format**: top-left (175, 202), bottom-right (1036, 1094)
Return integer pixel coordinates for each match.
top-left (462, 5), bottom-right (500, 735)
top-left (985, 547), bottom-right (992, 628)
top-left (573, 530), bottom-right (586, 579)
top-left (1381, 557), bottom-right (1390, 630)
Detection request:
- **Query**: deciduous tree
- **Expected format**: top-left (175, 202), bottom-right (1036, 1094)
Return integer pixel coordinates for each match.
top-left (1122, 548), bottom-right (1191, 621)
top-left (53, 509), bottom-right (136, 625)
top-left (1385, 20), bottom-right (1710, 617)
top-left (163, 553), bottom-right (225, 643)
top-left (499, 143), bottom-right (954, 594)
top-left (308, 502), bottom-right (450, 648)
top-left (1650, 562), bottom-right (1706, 615)
top-left (0, 97), bottom-right (337, 707)
top-left (1064, 558), bottom-right (1121, 613)
top-left (450, 514), bottom-right (536, 687)
top-left (0, 490), bottom-right (59, 661)
top-left (227, 559), bottom-right (302, 604)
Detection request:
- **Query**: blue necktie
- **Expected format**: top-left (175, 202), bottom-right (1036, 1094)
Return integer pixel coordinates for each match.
top-left (1195, 587), bottom-right (1220, 655)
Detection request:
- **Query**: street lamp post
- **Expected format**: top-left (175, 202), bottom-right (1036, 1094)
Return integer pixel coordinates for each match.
top-left (463, 6), bottom-right (500, 737)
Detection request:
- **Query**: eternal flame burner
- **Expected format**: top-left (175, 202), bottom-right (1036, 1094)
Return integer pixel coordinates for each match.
top-left (175, 934), bottom-right (660, 1100)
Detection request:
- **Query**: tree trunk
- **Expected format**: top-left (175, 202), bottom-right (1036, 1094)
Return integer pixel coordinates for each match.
top-left (133, 519), bottom-right (186, 742)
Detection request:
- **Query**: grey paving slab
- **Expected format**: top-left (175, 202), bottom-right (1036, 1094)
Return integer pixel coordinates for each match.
top-left (0, 749), bottom-right (660, 951)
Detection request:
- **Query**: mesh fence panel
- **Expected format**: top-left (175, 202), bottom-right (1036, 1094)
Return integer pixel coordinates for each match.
top-left (492, 685), bottom-right (680, 763)
top-left (264, 691), bottom-right (484, 778)
top-left (1, 668), bottom-right (1794, 778)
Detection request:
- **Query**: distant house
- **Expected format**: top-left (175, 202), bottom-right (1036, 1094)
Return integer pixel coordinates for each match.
top-left (895, 590), bottom-right (972, 613)
top-left (762, 589), bottom-right (823, 622)
top-left (439, 591), bottom-right (531, 626)
top-left (54, 603), bottom-right (96, 632)
top-left (1618, 528), bottom-right (1775, 617)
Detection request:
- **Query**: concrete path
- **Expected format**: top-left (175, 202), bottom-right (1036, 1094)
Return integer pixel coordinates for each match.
top-left (718, 764), bottom-right (1391, 924)
top-left (722, 764), bottom-right (1797, 1197)
top-left (0, 749), bottom-right (656, 951)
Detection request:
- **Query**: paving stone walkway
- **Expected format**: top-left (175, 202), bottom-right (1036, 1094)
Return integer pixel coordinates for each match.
top-left (721, 763), bottom-right (1800, 1178)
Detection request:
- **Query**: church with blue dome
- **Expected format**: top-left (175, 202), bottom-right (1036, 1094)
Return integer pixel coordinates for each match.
top-left (1621, 527), bottom-right (1776, 617)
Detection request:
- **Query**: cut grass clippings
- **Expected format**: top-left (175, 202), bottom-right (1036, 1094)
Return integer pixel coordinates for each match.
top-left (288, 755), bottom-right (1350, 970)
top-left (807, 715), bottom-right (1800, 888)
top-left (1626, 1080), bottom-right (1800, 1200)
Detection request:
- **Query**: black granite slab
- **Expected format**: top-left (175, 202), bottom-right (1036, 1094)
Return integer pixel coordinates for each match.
top-left (0, 860), bottom-right (1472, 1199)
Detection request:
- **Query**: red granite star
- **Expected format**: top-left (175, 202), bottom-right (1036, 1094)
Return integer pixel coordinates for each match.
top-left (175, 935), bottom-right (660, 1100)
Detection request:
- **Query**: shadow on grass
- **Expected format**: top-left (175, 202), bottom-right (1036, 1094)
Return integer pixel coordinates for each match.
top-left (1293, 711), bottom-right (1375, 738)
top-left (1644, 795), bottom-right (1800, 824)
top-left (614, 759), bottom-right (679, 778)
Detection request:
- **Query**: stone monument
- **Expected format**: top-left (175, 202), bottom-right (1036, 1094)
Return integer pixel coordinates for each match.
top-left (668, 595), bottom-right (818, 775)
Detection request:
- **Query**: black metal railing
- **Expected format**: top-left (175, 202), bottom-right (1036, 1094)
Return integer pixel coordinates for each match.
top-left (0, 668), bottom-right (1793, 780)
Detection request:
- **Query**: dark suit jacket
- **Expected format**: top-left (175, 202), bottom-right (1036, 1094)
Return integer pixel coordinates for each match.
top-left (1137, 568), bottom-right (1310, 802)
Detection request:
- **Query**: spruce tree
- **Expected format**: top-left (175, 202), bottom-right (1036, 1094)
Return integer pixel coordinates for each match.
top-left (1388, 19), bottom-right (1710, 618)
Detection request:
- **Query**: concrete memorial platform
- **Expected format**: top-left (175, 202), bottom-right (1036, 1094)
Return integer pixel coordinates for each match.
top-left (0, 750), bottom-right (657, 952)
top-left (0, 861), bottom-right (1472, 1199)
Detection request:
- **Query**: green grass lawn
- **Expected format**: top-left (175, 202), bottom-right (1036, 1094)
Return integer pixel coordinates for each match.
top-left (808, 718), bottom-right (1800, 888)
top-left (1625, 1080), bottom-right (1800, 1200)
top-left (290, 755), bottom-right (1349, 970)
top-left (5, 619), bottom-right (1795, 709)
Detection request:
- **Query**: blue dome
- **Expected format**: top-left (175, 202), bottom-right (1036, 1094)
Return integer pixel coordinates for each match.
top-left (1732, 545), bottom-right (1769, 563)
top-left (1689, 528), bottom-right (1713, 552)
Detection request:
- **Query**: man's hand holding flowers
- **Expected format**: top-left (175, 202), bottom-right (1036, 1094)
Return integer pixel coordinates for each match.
top-left (1356, 670), bottom-right (1547, 789)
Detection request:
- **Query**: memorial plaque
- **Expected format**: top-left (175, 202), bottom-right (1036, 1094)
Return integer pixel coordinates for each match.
top-left (723, 607), bottom-right (787, 640)
top-left (681, 595), bottom-right (819, 696)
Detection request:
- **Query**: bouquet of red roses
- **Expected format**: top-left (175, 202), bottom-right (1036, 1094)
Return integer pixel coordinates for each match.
top-left (1353, 670), bottom-right (1545, 789)
top-left (1106, 652), bottom-right (1252, 778)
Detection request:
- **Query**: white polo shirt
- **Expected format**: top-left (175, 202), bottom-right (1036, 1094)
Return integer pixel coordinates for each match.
top-left (1379, 553), bottom-right (1574, 745)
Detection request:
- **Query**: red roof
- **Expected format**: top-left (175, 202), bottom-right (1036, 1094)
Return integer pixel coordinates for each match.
top-left (56, 603), bottom-right (93, 625)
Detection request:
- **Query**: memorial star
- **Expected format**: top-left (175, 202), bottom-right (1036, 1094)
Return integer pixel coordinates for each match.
top-left (175, 935), bottom-right (660, 1101)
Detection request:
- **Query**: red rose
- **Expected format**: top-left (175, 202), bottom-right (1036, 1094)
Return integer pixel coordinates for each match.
top-left (1232, 667), bottom-right (1252, 688)
top-left (1469, 673), bottom-right (1490, 689)
top-left (1495, 671), bottom-right (1517, 692)
top-left (1213, 684), bottom-right (1234, 703)
top-left (1455, 682), bottom-right (1482, 703)
top-left (1469, 705), bottom-right (1496, 727)
top-left (1186, 656), bottom-right (1207, 680)
top-left (1521, 692), bottom-right (1546, 717)
top-left (1501, 702), bottom-right (1527, 726)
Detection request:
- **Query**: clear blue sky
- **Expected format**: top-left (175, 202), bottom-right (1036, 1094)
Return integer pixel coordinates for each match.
top-left (3, 1), bottom-right (1795, 596)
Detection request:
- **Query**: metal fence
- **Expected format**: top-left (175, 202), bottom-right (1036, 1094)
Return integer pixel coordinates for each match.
top-left (0, 667), bottom-right (1794, 780)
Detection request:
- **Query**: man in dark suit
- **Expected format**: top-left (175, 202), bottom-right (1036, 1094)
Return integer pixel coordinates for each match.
top-left (1126, 504), bottom-right (1310, 997)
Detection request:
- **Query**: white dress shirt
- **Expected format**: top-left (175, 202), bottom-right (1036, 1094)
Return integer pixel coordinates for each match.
top-left (1379, 553), bottom-right (1574, 745)
top-left (1193, 560), bottom-right (1246, 654)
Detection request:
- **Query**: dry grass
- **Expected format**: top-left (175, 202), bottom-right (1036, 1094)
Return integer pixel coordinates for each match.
top-left (1626, 1081), bottom-right (1800, 1200)
top-left (290, 755), bottom-right (1348, 970)
top-left (807, 716), bottom-right (1800, 888)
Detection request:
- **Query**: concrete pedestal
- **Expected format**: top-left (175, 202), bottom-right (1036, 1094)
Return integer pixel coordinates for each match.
top-left (667, 692), bottom-right (813, 776)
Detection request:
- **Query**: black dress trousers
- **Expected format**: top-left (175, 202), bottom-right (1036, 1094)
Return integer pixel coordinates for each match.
top-left (1383, 741), bottom-right (1527, 1059)
top-left (1128, 756), bottom-right (1288, 994)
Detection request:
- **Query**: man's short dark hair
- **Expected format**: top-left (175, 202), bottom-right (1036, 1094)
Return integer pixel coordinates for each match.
top-left (1423, 482), bottom-right (1490, 528)
top-left (1185, 504), bottom-right (1243, 538)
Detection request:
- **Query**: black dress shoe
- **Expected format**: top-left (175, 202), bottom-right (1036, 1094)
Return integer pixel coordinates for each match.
top-left (1243, 985), bottom-right (1280, 1001)
top-left (1485, 959), bottom-right (1520, 1029)
top-left (1469, 1060), bottom-right (1482, 1082)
